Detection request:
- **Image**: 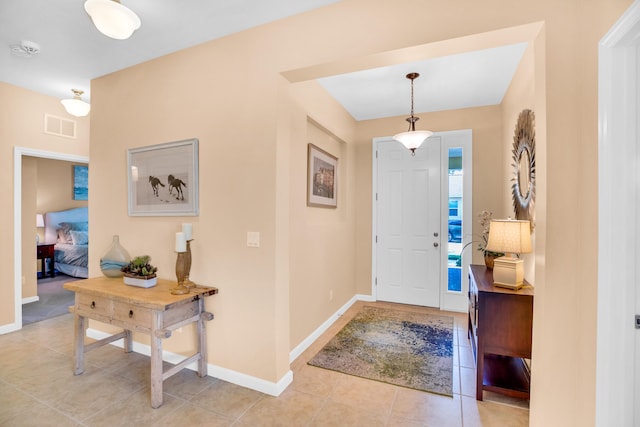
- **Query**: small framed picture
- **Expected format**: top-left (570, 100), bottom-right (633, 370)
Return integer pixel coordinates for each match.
top-left (73, 165), bottom-right (88, 201)
top-left (307, 143), bottom-right (338, 208)
top-left (127, 138), bottom-right (199, 216)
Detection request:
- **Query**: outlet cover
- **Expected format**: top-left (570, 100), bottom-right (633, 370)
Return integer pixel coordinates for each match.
top-left (247, 231), bottom-right (260, 248)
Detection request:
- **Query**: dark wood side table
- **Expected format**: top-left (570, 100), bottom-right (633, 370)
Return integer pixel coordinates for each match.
top-left (468, 264), bottom-right (533, 401)
top-left (36, 243), bottom-right (55, 278)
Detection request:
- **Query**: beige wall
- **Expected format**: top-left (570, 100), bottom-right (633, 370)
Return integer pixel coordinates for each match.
top-left (36, 158), bottom-right (88, 215)
top-left (21, 158), bottom-right (38, 300)
top-left (501, 42), bottom-right (536, 282)
top-left (2, 0), bottom-right (635, 424)
top-left (289, 120), bottom-right (357, 349)
top-left (0, 82), bottom-right (89, 326)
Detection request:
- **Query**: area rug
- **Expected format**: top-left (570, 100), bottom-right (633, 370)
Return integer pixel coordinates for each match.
top-left (308, 306), bottom-right (454, 396)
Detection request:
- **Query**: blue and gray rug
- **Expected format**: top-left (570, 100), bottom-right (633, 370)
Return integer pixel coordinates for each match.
top-left (308, 306), bottom-right (454, 396)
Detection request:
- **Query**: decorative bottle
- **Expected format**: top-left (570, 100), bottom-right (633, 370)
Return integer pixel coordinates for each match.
top-left (100, 235), bottom-right (131, 278)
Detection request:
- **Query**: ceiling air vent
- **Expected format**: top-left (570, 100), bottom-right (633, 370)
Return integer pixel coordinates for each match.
top-left (9, 40), bottom-right (41, 58)
top-left (44, 114), bottom-right (77, 139)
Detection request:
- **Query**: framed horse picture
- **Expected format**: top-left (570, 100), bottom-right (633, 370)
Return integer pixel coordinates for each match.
top-left (127, 138), bottom-right (199, 216)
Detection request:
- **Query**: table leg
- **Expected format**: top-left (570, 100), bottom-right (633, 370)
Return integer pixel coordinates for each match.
top-left (150, 310), bottom-right (164, 408)
top-left (124, 330), bottom-right (133, 353)
top-left (197, 299), bottom-right (207, 377)
top-left (73, 313), bottom-right (86, 375)
top-left (476, 346), bottom-right (484, 400)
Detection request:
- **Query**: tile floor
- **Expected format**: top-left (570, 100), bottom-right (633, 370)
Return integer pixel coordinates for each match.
top-left (1, 301), bottom-right (529, 426)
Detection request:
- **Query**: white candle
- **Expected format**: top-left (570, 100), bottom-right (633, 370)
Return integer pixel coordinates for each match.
top-left (182, 223), bottom-right (193, 241)
top-left (175, 232), bottom-right (186, 252)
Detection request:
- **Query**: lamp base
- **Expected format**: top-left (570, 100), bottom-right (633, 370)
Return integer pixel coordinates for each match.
top-left (492, 257), bottom-right (525, 290)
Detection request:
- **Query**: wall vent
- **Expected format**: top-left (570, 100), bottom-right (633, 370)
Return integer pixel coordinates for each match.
top-left (44, 114), bottom-right (76, 139)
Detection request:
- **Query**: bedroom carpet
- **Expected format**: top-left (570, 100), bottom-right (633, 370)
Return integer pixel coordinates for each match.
top-left (22, 274), bottom-right (77, 325)
top-left (308, 305), bottom-right (455, 396)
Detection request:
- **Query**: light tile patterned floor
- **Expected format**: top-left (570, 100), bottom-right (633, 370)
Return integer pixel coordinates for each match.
top-left (0, 301), bottom-right (529, 426)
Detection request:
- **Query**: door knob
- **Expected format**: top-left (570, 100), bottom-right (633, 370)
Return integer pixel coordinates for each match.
top-left (433, 242), bottom-right (439, 247)
top-left (433, 232), bottom-right (439, 237)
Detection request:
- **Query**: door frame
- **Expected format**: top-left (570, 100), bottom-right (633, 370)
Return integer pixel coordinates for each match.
top-left (596, 1), bottom-right (640, 425)
top-left (371, 129), bottom-right (472, 311)
top-left (7, 147), bottom-right (89, 333)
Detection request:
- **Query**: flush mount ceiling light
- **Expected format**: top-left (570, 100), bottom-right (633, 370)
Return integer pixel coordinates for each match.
top-left (393, 72), bottom-right (433, 155)
top-left (61, 89), bottom-right (91, 117)
top-left (84, 0), bottom-right (141, 40)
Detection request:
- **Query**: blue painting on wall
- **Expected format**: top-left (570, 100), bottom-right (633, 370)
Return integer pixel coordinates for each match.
top-left (73, 165), bottom-right (88, 201)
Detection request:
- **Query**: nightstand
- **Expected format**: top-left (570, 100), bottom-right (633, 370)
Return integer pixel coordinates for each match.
top-left (37, 243), bottom-right (55, 278)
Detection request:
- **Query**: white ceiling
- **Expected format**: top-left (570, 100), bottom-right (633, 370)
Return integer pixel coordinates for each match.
top-left (318, 43), bottom-right (527, 121)
top-left (0, 0), bottom-right (526, 121)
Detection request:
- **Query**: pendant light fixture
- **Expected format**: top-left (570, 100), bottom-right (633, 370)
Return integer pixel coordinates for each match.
top-left (61, 89), bottom-right (91, 117)
top-left (393, 72), bottom-right (433, 155)
top-left (84, 0), bottom-right (141, 40)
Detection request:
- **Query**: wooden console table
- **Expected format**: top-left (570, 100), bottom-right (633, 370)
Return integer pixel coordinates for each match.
top-left (64, 277), bottom-right (218, 408)
top-left (468, 264), bottom-right (533, 401)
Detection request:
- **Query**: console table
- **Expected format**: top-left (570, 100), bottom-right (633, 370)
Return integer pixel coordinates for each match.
top-left (468, 264), bottom-right (533, 401)
top-left (64, 277), bottom-right (218, 408)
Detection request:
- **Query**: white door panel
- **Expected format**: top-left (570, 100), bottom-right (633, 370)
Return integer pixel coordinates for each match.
top-left (376, 137), bottom-right (440, 307)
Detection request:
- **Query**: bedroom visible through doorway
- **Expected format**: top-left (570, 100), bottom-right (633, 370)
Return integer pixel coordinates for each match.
top-left (13, 148), bottom-right (89, 329)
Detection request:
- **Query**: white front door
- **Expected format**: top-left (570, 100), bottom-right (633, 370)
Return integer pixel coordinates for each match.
top-left (375, 137), bottom-right (441, 307)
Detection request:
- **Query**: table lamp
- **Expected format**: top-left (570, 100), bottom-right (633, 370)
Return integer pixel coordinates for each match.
top-left (36, 214), bottom-right (44, 244)
top-left (484, 219), bottom-right (532, 290)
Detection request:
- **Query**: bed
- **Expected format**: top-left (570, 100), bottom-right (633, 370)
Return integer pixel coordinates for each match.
top-left (44, 207), bottom-right (89, 278)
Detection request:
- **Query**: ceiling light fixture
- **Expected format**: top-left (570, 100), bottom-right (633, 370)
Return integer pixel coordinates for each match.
top-left (61, 89), bottom-right (91, 117)
top-left (393, 72), bottom-right (433, 155)
top-left (84, 0), bottom-right (141, 40)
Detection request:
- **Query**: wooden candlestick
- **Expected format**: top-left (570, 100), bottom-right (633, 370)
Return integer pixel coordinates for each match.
top-left (184, 239), bottom-right (194, 289)
top-left (171, 251), bottom-right (189, 295)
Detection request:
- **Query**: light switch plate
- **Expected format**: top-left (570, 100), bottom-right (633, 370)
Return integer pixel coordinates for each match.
top-left (247, 231), bottom-right (260, 248)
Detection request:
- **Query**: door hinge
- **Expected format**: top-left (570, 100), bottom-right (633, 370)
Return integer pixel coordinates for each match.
top-left (636, 314), bottom-right (640, 329)
top-left (375, 235), bottom-right (378, 243)
top-left (375, 277), bottom-right (377, 286)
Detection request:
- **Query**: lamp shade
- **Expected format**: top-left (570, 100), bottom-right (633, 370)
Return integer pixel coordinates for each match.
top-left (84, 0), bottom-right (141, 40)
top-left (392, 130), bottom-right (434, 152)
top-left (485, 219), bottom-right (532, 255)
top-left (36, 214), bottom-right (44, 228)
top-left (61, 98), bottom-right (91, 117)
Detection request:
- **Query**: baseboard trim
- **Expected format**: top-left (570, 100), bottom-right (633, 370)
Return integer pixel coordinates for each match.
top-left (22, 296), bottom-right (39, 304)
top-left (289, 293), bottom-right (375, 363)
top-left (86, 328), bottom-right (292, 397)
top-left (0, 322), bottom-right (21, 334)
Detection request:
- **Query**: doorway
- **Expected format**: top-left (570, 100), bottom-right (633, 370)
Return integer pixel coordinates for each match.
top-left (372, 130), bottom-right (472, 311)
top-left (11, 147), bottom-right (89, 331)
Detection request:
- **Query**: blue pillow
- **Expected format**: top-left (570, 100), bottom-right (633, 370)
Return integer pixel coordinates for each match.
top-left (69, 230), bottom-right (88, 245)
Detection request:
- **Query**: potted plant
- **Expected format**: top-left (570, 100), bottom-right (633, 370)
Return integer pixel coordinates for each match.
top-left (477, 210), bottom-right (505, 269)
top-left (121, 255), bottom-right (158, 288)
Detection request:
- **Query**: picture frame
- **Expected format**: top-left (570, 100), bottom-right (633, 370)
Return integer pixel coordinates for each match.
top-left (127, 138), bottom-right (199, 216)
top-left (307, 143), bottom-right (338, 208)
top-left (73, 165), bottom-right (88, 201)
